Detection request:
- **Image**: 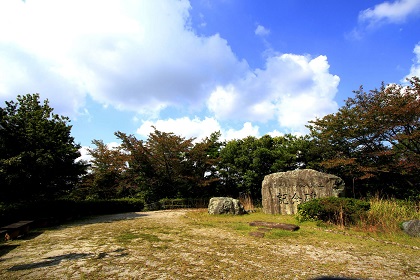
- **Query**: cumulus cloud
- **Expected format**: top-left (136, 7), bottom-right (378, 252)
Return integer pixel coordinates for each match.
top-left (359, 0), bottom-right (420, 27)
top-left (0, 0), bottom-right (340, 140)
top-left (0, 0), bottom-right (248, 116)
top-left (137, 117), bottom-right (222, 141)
top-left (207, 54), bottom-right (340, 133)
top-left (404, 43), bottom-right (420, 80)
top-left (224, 122), bottom-right (260, 141)
top-left (136, 117), bottom-right (260, 142)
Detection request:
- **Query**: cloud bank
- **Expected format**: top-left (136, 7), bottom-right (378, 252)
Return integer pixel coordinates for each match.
top-left (0, 0), bottom-right (340, 141)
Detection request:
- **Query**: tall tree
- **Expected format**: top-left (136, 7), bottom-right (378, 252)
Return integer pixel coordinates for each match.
top-left (115, 131), bottom-right (155, 201)
top-left (0, 94), bottom-right (86, 201)
top-left (218, 134), bottom-right (316, 200)
top-left (145, 127), bottom-right (195, 199)
top-left (308, 77), bottom-right (420, 198)
top-left (183, 131), bottom-right (223, 197)
top-left (115, 128), bottom-right (219, 202)
top-left (85, 139), bottom-right (128, 199)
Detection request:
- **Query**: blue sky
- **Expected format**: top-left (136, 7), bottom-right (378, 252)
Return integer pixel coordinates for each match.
top-left (1, 0), bottom-right (420, 159)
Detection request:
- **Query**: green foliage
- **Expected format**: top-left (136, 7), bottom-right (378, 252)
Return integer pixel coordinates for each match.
top-left (218, 134), bottom-right (319, 200)
top-left (297, 197), bottom-right (370, 226)
top-left (158, 198), bottom-right (209, 209)
top-left (81, 78), bottom-right (420, 201)
top-left (84, 139), bottom-right (130, 199)
top-left (0, 94), bottom-right (87, 201)
top-left (308, 77), bottom-right (420, 198)
top-left (83, 128), bottom-right (321, 202)
top-left (83, 129), bottom-right (223, 203)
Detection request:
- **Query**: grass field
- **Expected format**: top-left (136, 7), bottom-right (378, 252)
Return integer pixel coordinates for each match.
top-left (0, 209), bottom-right (419, 279)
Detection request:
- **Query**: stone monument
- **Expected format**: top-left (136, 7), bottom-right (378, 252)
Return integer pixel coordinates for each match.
top-left (262, 169), bottom-right (345, 215)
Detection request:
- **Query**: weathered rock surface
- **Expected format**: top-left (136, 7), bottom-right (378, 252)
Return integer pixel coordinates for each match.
top-left (208, 197), bottom-right (246, 215)
top-left (402, 219), bottom-right (420, 237)
top-left (262, 169), bottom-right (345, 215)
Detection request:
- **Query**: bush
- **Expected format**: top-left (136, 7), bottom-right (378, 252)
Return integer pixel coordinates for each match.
top-left (297, 197), bottom-right (370, 226)
top-left (159, 198), bottom-right (209, 209)
top-left (0, 198), bottom-right (144, 227)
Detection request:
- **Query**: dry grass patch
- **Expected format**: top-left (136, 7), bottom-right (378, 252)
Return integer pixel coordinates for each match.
top-left (0, 209), bottom-right (418, 279)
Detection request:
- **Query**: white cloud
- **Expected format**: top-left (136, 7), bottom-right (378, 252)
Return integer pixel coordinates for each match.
top-left (0, 1), bottom-right (340, 140)
top-left (255, 25), bottom-right (270, 36)
top-left (404, 43), bottom-right (420, 80)
top-left (207, 54), bottom-right (339, 133)
top-left (76, 141), bottom-right (120, 164)
top-left (359, 0), bottom-right (420, 26)
top-left (207, 85), bottom-right (239, 119)
top-left (224, 122), bottom-right (260, 141)
top-left (0, 0), bottom-right (248, 117)
top-left (137, 117), bottom-right (222, 141)
top-left (76, 146), bottom-right (93, 163)
top-left (136, 117), bottom-right (261, 142)
top-left (266, 130), bottom-right (284, 138)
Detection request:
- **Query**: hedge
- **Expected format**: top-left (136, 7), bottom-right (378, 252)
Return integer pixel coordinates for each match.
top-left (0, 198), bottom-right (144, 227)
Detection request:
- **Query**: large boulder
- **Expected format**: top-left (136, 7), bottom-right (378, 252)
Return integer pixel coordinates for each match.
top-left (262, 169), bottom-right (345, 215)
top-left (208, 197), bottom-right (246, 215)
top-left (402, 220), bottom-right (420, 237)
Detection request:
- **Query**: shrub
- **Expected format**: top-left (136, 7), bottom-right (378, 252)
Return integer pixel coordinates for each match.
top-left (297, 197), bottom-right (370, 226)
top-left (0, 198), bottom-right (144, 227)
top-left (159, 198), bottom-right (209, 209)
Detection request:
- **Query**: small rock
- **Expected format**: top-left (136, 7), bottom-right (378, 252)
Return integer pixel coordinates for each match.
top-left (208, 197), bottom-right (246, 215)
top-left (402, 219), bottom-right (420, 237)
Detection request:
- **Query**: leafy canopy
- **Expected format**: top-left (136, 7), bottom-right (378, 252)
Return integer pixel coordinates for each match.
top-left (0, 94), bottom-right (86, 201)
top-left (308, 77), bottom-right (420, 198)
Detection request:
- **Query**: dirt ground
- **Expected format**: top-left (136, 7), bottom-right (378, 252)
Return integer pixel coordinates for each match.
top-left (0, 209), bottom-right (419, 279)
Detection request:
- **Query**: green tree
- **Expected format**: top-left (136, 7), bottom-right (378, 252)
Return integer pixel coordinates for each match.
top-left (84, 129), bottom-right (223, 202)
top-left (218, 134), bottom-right (317, 200)
top-left (85, 139), bottom-right (128, 199)
top-left (182, 131), bottom-right (223, 197)
top-left (145, 127), bottom-right (196, 199)
top-left (308, 77), bottom-right (420, 198)
top-left (0, 94), bottom-right (86, 201)
top-left (115, 131), bottom-right (155, 201)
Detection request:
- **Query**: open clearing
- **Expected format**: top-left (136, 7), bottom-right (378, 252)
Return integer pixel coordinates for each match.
top-left (0, 209), bottom-right (419, 279)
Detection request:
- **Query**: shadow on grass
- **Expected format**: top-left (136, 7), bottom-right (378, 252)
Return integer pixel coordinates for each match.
top-left (64, 212), bottom-right (149, 227)
top-left (0, 244), bottom-right (19, 259)
top-left (8, 252), bottom-right (92, 271)
top-left (7, 248), bottom-right (130, 271)
top-left (18, 230), bottom-right (44, 241)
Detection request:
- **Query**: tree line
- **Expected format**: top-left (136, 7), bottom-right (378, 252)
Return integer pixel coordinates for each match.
top-left (1, 78), bottom-right (419, 203)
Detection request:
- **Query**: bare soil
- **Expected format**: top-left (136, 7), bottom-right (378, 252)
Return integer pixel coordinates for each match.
top-left (0, 209), bottom-right (419, 279)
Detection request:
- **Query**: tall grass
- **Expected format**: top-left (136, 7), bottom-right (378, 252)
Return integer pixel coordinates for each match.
top-left (358, 197), bottom-right (420, 233)
top-left (239, 192), bottom-right (255, 212)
